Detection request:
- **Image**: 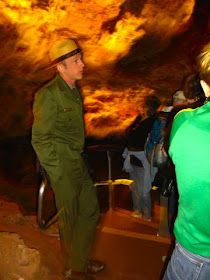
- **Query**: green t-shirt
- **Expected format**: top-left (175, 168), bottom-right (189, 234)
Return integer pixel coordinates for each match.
top-left (169, 102), bottom-right (210, 257)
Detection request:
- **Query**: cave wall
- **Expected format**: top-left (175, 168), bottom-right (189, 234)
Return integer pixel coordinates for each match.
top-left (0, 0), bottom-right (209, 138)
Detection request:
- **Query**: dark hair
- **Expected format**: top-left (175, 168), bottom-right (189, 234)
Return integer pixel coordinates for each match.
top-left (144, 94), bottom-right (161, 117)
top-left (183, 73), bottom-right (205, 100)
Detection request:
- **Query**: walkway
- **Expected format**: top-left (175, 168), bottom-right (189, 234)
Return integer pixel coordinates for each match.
top-left (90, 208), bottom-right (172, 280)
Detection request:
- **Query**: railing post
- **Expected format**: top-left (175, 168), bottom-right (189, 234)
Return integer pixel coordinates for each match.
top-left (107, 151), bottom-right (114, 212)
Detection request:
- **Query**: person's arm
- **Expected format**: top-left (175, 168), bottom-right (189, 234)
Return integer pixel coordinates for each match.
top-left (32, 88), bottom-right (60, 171)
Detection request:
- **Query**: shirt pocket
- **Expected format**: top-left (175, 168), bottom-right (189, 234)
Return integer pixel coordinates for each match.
top-left (57, 110), bottom-right (73, 127)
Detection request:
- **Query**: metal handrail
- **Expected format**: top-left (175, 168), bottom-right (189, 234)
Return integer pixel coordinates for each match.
top-left (37, 179), bottom-right (64, 230)
top-left (37, 162), bottom-right (59, 230)
top-left (37, 145), bottom-right (132, 229)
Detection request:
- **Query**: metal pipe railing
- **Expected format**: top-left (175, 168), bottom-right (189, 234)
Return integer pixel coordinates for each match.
top-left (37, 145), bottom-right (133, 228)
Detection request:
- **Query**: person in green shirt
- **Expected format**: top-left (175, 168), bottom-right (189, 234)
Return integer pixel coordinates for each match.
top-left (32, 39), bottom-right (104, 280)
top-left (163, 43), bottom-right (210, 280)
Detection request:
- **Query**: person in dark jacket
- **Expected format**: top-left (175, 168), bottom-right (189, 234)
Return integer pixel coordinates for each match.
top-left (123, 95), bottom-right (161, 221)
top-left (157, 73), bottom-right (206, 237)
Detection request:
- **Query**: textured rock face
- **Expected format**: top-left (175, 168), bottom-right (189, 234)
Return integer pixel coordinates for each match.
top-left (0, 199), bottom-right (41, 280)
top-left (0, 0), bottom-right (208, 138)
top-left (0, 199), bottom-right (61, 280)
top-left (0, 232), bottom-right (41, 280)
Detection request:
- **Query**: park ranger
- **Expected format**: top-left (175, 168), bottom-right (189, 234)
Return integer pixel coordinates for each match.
top-left (32, 39), bottom-right (104, 280)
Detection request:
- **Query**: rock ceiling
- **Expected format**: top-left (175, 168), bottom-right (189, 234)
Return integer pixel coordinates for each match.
top-left (0, 0), bottom-right (209, 138)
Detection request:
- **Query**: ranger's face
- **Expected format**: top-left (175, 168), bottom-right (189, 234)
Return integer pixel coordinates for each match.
top-left (64, 53), bottom-right (84, 82)
top-left (57, 53), bottom-right (85, 86)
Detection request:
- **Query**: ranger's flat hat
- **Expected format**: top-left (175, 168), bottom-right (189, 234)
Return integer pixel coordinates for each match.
top-left (48, 38), bottom-right (81, 68)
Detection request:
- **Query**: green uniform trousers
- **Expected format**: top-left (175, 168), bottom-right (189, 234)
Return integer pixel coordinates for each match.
top-left (49, 153), bottom-right (100, 272)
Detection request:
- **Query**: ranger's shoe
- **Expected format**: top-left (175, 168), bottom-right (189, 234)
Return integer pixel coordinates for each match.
top-left (63, 269), bottom-right (94, 280)
top-left (87, 260), bottom-right (105, 274)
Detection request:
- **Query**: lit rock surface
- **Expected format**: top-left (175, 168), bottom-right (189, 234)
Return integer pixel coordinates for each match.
top-left (0, 232), bottom-right (42, 280)
top-left (0, 0), bottom-right (208, 138)
top-left (0, 199), bottom-right (62, 280)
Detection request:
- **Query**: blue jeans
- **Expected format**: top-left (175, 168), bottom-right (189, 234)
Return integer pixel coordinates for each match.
top-left (129, 165), bottom-right (151, 218)
top-left (163, 241), bottom-right (210, 280)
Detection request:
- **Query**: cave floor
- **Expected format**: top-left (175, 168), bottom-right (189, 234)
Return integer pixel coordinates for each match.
top-left (0, 174), bottom-right (172, 280)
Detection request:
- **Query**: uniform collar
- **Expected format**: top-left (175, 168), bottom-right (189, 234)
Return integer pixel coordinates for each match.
top-left (56, 74), bottom-right (76, 91)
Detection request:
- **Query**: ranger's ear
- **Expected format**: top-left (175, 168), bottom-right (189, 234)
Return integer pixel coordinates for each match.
top-left (200, 80), bottom-right (210, 98)
top-left (56, 63), bottom-right (65, 73)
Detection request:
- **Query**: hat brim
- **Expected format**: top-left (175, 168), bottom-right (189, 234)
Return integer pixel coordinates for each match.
top-left (45, 48), bottom-right (82, 70)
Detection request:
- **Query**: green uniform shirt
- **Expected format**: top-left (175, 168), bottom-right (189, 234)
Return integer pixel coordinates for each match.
top-left (169, 102), bottom-right (210, 257)
top-left (32, 74), bottom-right (85, 180)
